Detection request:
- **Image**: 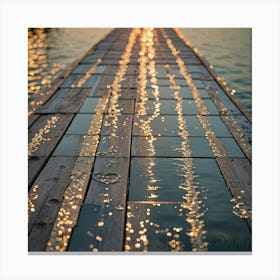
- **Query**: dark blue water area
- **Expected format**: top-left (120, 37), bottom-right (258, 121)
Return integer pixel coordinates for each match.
top-left (180, 28), bottom-right (252, 113)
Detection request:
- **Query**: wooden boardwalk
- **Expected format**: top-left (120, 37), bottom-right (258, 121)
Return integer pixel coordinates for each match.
top-left (28, 28), bottom-right (252, 252)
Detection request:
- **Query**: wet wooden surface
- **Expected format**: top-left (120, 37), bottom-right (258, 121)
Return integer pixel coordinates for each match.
top-left (28, 28), bottom-right (252, 252)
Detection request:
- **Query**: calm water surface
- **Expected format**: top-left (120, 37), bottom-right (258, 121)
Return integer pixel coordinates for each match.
top-left (28, 28), bottom-right (251, 113)
top-left (180, 28), bottom-right (252, 112)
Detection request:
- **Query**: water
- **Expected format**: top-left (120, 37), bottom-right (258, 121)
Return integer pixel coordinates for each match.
top-left (28, 28), bottom-right (251, 113)
top-left (180, 28), bottom-right (252, 112)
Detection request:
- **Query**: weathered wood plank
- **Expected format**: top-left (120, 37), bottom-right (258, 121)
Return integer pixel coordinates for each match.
top-left (99, 59), bottom-right (122, 65)
top-left (85, 157), bottom-right (130, 205)
top-left (124, 202), bottom-right (192, 252)
top-left (216, 157), bottom-right (252, 229)
top-left (230, 115), bottom-right (252, 144)
top-left (67, 157), bottom-right (130, 251)
top-left (81, 52), bottom-right (107, 64)
top-left (29, 157), bottom-right (94, 251)
top-left (121, 76), bottom-right (138, 89)
top-left (60, 74), bottom-right (100, 88)
top-left (94, 75), bottom-right (115, 89)
top-left (96, 133), bottom-right (131, 158)
top-left (35, 88), bottom-right (90, 114)
top-left (28, 114), bottom-right (40, 128)
top-left (44, 156), bottom-right (95, 252)
top-left (119, 88), bottom-right (137, 99)
top-left (28, 156), bottom-right (47, 190)
top-left (89, 87), bottom-right (110, 98)
top-left (94, 114), bottom-right (133, 157)
top-left (216, 158), bottom-right (251, 184)
top-left (28, 114), bottom-right (74, 157)
top-left (105, 99), bottom-right (135, 114)
top-left (28, 157), bottom-right (77, 235)
top-left (73, 64), bottom-right (106, 75)
top-left (104, 65), bottom-right (139, 75)
top-left (53, 135), bottom-right (99, 157)
top-left (205, 84), bottom-right (241, 115)
top-left (67, 204), bottom-right (124, 251)
top-left (221, 115), bottom-right (252, 161)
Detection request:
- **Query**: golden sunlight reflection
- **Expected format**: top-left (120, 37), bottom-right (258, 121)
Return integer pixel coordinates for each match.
top-left (28, 29), bottom-right (63, 97)
top-left (71, 59), bottom-right (102, 88)
top-left (161, 29), bottom-right (227, 158)
top-left (137, 28), bottom-right (161, 201)
top-left (205, 85), bottom-right (251, 160)
top-left (28, 115), bottom-right (59, 157)
top-left (230, 190), bottom-right (252, 220)
top-left (101, 28), bottom-right (140, 159)
top-left (28, 29), bottom-right (64, 116)
top-left (28, 184), bottom-right (39, 221)
top-left (165, 63), bottom-right (208, 251)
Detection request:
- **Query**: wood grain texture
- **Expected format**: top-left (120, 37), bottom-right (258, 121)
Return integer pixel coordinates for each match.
top-left (216, 158), bottom-right (251, 184)
top-left (28, 157), bottom-right (77, 235)
top-left (28, 114), bottom-right (74, 157)
top-left (105, 99), bottom-right (135, 114)
top-left (45, 158), bottom-right (95, 252)
top-left (35, 88), bottom-right (90, 113)
top-left (216, 157), bottom-right (252, 229)
top-left (28, 114), bottom-right (40, 128)
top-left (28, 156), bottom-right (47, 190)
top-left (67, 157), bottom-right (130, 251)
top-left (96, 114), bottom-right (133, 157)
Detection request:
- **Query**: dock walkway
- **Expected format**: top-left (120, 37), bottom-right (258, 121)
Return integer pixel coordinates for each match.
top-left (28, 28), bottom-right (252, 252)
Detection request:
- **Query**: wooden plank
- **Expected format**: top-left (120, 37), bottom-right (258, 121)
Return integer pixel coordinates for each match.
top-left (100, 59), bottom-right (122, 65)
top-left (216, 157), bottom-right (252, 229)
top-left (35, 88), bottom-right (90, 114)
top-left (95, 114), bottom-right (133, 157)
top-left (28, 114), bottom-right (74, 157)
top-left (28, 114), bottom-right (39, 128)
top-left (221, 115), bottom-right (252, 161)
top-left (81, 52), bottom-right (107, 64)
top-left (94, 75), bottom-right (115, 89)
top-left (119, 88), bottom-right (137, 99)
top-left (105, 99), bottom-right (135, 114)
top-left (67, 204), bottom-right (124, 251)
top-left (103, 64), bottom-right (139, 75)
top-left (53, 135), bottom-right (99, 157)
top-left (231, 115), bottom-right (252, 144)
top-left (216, 158), bottom-right (251, 184)
top-left (67, 157), bottom-right (130, 251)
top-left (40, 157), bottom-right (97, 254)
top-left (121, 75), bottom-right (138, 89)
top-left (60, 74), bottom-right (100, 88)
top-left (205, 84), bottom-right (241, 115)
top-left (124, 202), bottom-right (193, 252)
top-left (85, 157), bottom-right (130, 204)
top-left (28, 156), bottom-right (77, 235)
top-left (29, 157), bottom-right (94, 251)
top-left (73, 64), bottom-right (106, 75)
top-left (28, 156), bottom-right (47, 190)
top-left (90, 87), bottom-right (110, 98)
top-left (72, 64), bottom-right (95, 74)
